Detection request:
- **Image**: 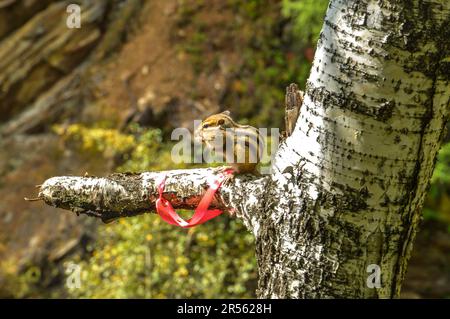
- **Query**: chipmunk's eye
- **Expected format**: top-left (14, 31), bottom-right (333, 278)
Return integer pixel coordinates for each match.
top-left (218, 119), bottom-right (225, 125)
top-left (202, 124), bottom-right (209, 129)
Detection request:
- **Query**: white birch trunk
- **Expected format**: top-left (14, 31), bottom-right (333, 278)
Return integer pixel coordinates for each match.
top-left (257, 0), bottom-right (450, 298)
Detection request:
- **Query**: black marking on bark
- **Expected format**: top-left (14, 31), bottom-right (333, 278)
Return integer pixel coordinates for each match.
top-left (306, 84), bottom-right (395, 122)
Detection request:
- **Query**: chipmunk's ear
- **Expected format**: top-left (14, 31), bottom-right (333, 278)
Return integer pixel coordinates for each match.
top-left (221, 110), bottom-right (231, 116)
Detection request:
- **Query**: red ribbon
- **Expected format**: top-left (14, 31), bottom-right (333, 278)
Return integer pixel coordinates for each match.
top-left (155, 170), bottom-right (233, 228)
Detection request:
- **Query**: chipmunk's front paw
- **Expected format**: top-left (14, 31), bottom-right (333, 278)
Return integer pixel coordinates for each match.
top-left (212, 166), bottom-right (235, 186)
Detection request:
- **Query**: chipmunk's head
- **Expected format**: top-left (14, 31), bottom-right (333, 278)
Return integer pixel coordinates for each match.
top-left (201, 110), bottom-right (235, 129)
top-left (195, 110), bottom-right (236, 142)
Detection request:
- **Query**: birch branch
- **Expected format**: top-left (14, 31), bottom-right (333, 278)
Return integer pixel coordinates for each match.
top-left (34, 168), bottom-right (269, 233)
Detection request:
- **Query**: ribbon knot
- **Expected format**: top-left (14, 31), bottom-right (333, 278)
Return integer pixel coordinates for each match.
top-left (155, 170), bottom-right (232, 228)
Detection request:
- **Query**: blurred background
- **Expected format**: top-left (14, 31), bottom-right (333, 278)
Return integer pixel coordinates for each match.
top-left (0, 0), bottom-right (448, 298)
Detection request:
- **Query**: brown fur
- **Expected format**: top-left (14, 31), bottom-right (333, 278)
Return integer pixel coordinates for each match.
top-left (195, 111), bottom-right (263, 174)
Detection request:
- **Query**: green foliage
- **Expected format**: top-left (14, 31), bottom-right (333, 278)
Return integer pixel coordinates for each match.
top-left (0, 260), bottom-right (42, 298)
top-left (282, 0), bottom-right (329, 46)
top-left (69, 215), bottom-right (256, 298)
top-left (423, 142), bottom-right (450, 227)
top-left (431, 142), bottom-right (450, 185)
top-left (223, 0), bottom-right (324, 127)
top-left (53, 123), bottom-right (136, 159)
top-left (118, 124), bottom-right (171, 172)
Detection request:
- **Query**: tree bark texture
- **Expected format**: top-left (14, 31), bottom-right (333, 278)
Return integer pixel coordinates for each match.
top-left (36, 0), bottom-right (450, 298)
top-left (258, 0), bottom-right (450, 298)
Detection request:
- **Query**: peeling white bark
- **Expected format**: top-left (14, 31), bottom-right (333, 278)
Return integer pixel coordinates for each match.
top-left (35, 0), bottom-right (450, 298)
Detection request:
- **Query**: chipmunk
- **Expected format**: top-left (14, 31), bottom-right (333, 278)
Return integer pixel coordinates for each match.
top-left (195, 111), bottom-right (264, 175)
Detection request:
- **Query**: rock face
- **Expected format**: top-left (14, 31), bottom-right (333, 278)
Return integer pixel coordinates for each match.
top-left (0, 0), bottom-right (143, 296)
top-left (0, 0), bottom-right (55, 40)
top-left (0, 0), bottom-right (143, 134)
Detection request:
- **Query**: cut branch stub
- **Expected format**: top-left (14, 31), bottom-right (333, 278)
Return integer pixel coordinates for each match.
top-left (284, 83), bottom-right (304, 137)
